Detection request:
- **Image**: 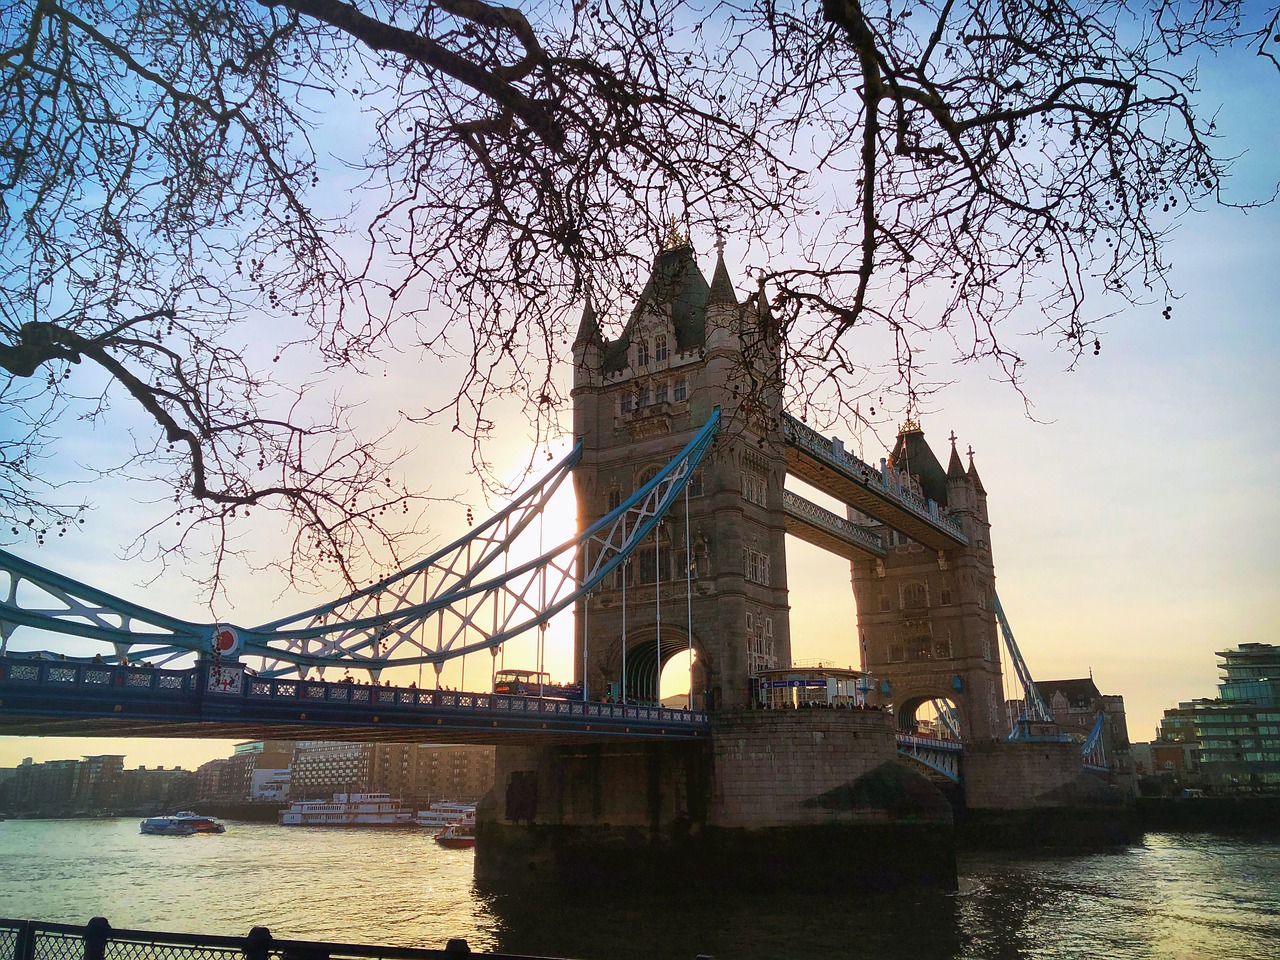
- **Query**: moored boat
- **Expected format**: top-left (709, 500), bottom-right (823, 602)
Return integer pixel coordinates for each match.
top-left (140, 811), bottom-right (225, 835)
top-left (414, 800), bottom-right (476, 831)
top-left (279, 792), bottom-right (414, 827)
top-left (433, 814), bottom-right (476, 849)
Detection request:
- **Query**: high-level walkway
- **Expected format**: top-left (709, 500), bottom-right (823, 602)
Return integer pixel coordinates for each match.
top-left (781, 413), bottom-right (968, 552)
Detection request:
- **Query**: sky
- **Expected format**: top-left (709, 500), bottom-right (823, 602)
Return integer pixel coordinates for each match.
top-left (1, 28), bottom-right (1278, 772)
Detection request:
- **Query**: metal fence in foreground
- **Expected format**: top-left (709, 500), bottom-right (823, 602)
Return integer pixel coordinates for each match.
top-left (0, 917), bottom-right (632, 960)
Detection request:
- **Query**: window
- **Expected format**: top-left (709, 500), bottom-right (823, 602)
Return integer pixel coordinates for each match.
top-left (940, 588), bottom-right (953, 606)
top-left (654, 336), bottom-right (669, 362)
top-left (742, 471), bottom-right (767, 507)
top-left (620, 394), bottom-right (634, 415)
top-left (879, 595), bottom-right (892, 612)
top-left (889, 642), bottom-right (905, 662)
top-left (636, 528), bottom-right (673, 584)
top-left (655, 382), bottom-right (669, 404)
top-left (902, 581), bottom-right (928, 609)
top-left (673, 380), bottom-right (688, 402)
top-left (636, 340), bottom-right (650, 366)
top-left (748, 611), bottom-right (776, 673)
top-left (611, 557), bottom-right (636, 590)
top-left (637, 386), bottom-right (651, 407)
top-left (687, 471), bottom-right (704, 497)
top-left (743, 548), bottom-right (771, 585)
top-left (908, 637), bottom-right (932, 661)
top-left (607, 488), bottom-right (622, 512)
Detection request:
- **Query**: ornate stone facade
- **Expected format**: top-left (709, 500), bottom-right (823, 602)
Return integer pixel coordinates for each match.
top-left (570, 241), bottom-right (790, 709)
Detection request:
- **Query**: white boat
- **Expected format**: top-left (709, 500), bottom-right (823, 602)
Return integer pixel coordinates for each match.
top-left (413, 801), bottom-right (476, 830)
top-left (278, 792), bottom-right (414, 827)
top-left (140, 811), bottom-right (225, 835)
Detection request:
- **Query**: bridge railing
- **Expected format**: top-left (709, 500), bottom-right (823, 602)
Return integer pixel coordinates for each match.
top-left (781, 414), bottom-right (966, 540)
top-left (0, 656), bottom-right (708, 730)
top-left (781, 490), bottom-right (885, 554)
top-left (244, 675), bottom-right (706, 726)
top-left (0, 658), bottom-right (196, 697)
top-left (895, 732), bottom-right (965, 753)
top-left (0, 916), bottom-right (584, 960)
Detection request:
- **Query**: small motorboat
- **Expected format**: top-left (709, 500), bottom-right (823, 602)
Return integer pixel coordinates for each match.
top-left (433, 816), bottom-right (476, 849)
top-left (140, 811), bottom-right (226, 835)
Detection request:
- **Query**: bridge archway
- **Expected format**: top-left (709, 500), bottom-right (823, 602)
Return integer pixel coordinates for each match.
top-left (611, 627), bottom-right (708, 707)
top-left (894, 691), bottom-right (965, 741)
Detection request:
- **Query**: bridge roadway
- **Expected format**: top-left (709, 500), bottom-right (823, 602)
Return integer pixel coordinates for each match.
top-left (0, 656), bottom-right (707, 745)
top-left (0, 655), bottom-right (963, 773)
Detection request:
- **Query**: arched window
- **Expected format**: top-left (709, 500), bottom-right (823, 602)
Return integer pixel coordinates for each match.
top-left (637, 525), bottom-right (674, 585)
top-left (654, 335), bottom-right (669, 362)
top-left (908, 637), bottom-right (933, 661)
top-left (636, 340), bottom-right (650, 366)
top-left (902, 581), bottom-right (928, 609)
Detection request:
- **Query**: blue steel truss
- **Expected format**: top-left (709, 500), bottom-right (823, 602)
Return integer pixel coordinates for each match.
top-left (1082, 711), bottom-right (1108, 771)
top-left (0, 411), bottom-right (721, 680)
top-left (929, 698), bottom-right (962, 740)
top-left (896, 733), bottom-right (962, 782)
top-left (992, 592), bottom-right (1070, 741)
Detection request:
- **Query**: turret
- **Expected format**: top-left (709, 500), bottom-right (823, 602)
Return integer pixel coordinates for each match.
top-left (967, 448), bottom-right (989, 527)
top-left (571, 293), bottom-right (604, 390)
top-left (946, 433), bottom-right (972, 516)
top-left (704, 239), bottom-right (742, 355)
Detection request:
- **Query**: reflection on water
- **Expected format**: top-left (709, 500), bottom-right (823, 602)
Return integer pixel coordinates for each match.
top-left (0, 820), bottom-right (1278, 959)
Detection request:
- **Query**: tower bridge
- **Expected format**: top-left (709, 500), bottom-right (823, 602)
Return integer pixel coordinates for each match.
top-left (0, 237), bottom-right (1133, 889)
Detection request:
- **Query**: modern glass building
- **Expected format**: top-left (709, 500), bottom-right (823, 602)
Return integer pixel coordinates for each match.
top-left (1174, 643), bottom-right (1280, 791)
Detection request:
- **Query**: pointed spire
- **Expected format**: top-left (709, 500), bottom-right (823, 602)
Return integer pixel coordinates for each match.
top-left (947, 431), bottom-right (966, 481)
top-left (573, 290), bottom-right (602, 347)
top-left (966, 444), bottom-right (986, 494)
top-left (707, 237), bottom-right (739, 306)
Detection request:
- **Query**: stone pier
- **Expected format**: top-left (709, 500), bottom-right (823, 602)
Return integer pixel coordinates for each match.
top-left (475, 709), bottom-right (956, 892)
top-left (958, 739), bottom-right (1135, 844)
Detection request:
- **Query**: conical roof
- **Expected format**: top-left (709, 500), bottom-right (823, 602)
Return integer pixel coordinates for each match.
top-left (707, 247), bottom-right (739, 306)
top-left (967, 452), bottom-right (986, 495)
top-left (947, 438), bottom-right (966, 481)
top-left (573, 292), bottom-right (602, 347)
top-left (889, 421), bottom-right (950, 507)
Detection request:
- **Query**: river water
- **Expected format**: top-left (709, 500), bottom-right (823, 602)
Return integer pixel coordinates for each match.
top-left (1, 819), bottom-right (1278, 959)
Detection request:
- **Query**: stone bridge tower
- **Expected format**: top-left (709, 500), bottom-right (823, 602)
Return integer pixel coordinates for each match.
top-left (570, 237), bottom-right (790, 709)
top-left (848, 426), bottom-right (1009, 741)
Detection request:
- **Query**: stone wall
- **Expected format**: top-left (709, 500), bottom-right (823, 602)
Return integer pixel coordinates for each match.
top-left (958, 739), bottom-right (1135, 844)
top-left (475, 712), bottom-right (957, 892)
top-left (962, 739), bottom-right (1117, 810)
top-left (709, 708), bottom-right (949, 827)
